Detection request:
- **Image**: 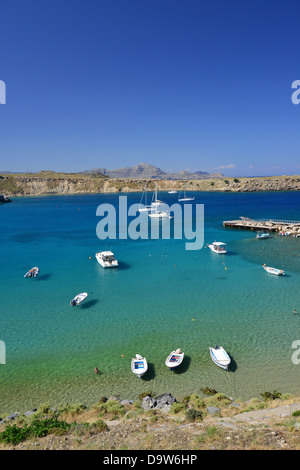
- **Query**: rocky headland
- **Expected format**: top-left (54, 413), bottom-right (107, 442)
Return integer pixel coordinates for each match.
top-left (0, 172), bottom-right (299, 198)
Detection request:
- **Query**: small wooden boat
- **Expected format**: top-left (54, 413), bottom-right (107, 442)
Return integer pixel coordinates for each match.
top-left (262, 264), bottom-right (285, 276)
top-left (131, 354), bottom-right (148, 378)
top-left (165, 348), bottom-right (184, 370)
top-left (24, 267), bottom-right (39, 278)
top-left (209, 345), bottom-right (231, 370)
top-left (70, 292), bottom-right (88, 306)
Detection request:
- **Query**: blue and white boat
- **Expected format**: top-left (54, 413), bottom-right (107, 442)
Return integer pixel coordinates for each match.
top-left (165, 348), bottom-right (184, 371)
top-left (131, 354), bottom-right (148, 378)
top-left (209, 345), bottom-right (231, 370)
top-left (262, 264), bottom-right (285, 276)
top-left (24, 267), bottom-right (39, 278)
top-left (256, 231), bottom-right (270, 239)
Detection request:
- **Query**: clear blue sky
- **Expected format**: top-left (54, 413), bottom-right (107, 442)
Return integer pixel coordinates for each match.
top-left (0, 0), bottom-right (300, 176)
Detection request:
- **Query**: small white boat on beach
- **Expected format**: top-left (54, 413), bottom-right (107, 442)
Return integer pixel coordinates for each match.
top-left (262, 264), bottom-right (285, 276)
top-left (256, 231), bottom-right (270, 239)
top-left (95, 251), bottom-right (118, 268)
top-left (24, 267), bottom-right (40, 278)
top-left (209, 345), bottom-right (231, 370)
top-left (165, 348), bottom-right (184, 371)
top-left (207, 242), bottom-right (227, 254)
top-left (70, 292), bottom-right (88, 306)
top-left (131, 354), bottom-right (148, 378)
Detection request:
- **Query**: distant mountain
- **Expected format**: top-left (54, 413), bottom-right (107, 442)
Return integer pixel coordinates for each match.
top-left (81, 163), bottom-right (223, 179)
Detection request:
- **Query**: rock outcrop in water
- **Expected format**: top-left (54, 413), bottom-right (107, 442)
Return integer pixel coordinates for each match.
top-left (0, 194), bottom-right (11, 203)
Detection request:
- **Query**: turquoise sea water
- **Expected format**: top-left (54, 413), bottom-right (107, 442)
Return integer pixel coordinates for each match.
top-left (1, 191), bottom-right (300, 414)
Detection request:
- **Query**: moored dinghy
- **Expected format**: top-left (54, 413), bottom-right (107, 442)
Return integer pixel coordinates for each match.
top-left (24, 267), bottom-right (40, 278)
top-left (165, 348), bottom-right (184, 371)
top-left (209, 345), bottom-right (231, 370)
top-left (131, 354), bottom-right (148, 378)
top-left (262, 264), bottom-right (285, 276)
top-left (70, 292), bottom-right (88, 306)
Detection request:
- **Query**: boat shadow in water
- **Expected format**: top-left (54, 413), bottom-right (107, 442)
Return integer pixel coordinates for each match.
top-left (142, 363), bottom-right (156, 381)
top-left (116, 262), bottom-right (131, 271)
top-left (80, 299), bottom-right (99, 309)
top-left (228, 355), bottom-right (237, 372)
top-left (173, 355), bottom-right (191, 374)
top-left (38, 274), bottom-right (52, 281)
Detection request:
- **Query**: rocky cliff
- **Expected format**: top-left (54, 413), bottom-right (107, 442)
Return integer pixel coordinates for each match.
top-left (0, 173), bottom-right (299, 197)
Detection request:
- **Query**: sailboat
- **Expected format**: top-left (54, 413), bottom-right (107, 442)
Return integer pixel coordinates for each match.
top-left (138, 184), bottom-right (152, 212)
top-left (178, 184), bottom-right (195, 202)
top-left (148, 187), bottom-right (170, 218)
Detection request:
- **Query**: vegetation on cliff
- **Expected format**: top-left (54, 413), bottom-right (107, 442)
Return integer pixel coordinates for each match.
top-left (1, 390), bottom-right (300, 450)
top-left (0, 172), bottom-right (299, 198)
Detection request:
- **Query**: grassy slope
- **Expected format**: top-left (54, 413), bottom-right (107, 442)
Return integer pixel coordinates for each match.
top-left (1, 392), bottom-right (300, 450)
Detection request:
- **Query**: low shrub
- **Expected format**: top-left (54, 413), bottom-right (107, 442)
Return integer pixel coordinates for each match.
top-left (185, 408), bottom-right (203, 423)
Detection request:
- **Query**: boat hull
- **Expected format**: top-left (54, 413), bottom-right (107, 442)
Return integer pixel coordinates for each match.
top-left (95, 253), bottom-right (118, 268)
top-left (209, 347), bottom-right (231, 370)
top-left (208, 244), bottom-right (227, 254)
top-left (131, 357), bottom-right (148, 378)
top-left (165, 351), bottom-right (184, 370)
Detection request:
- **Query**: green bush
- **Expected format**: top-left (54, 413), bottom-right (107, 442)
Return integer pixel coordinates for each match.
top-left (0, 424), bottom-right (30, 445)
top-left (170, 402), bottom-right (187, 414)
top-left (90, 419), bottom-right (108, 433)
top-left (260, 390), bottom-right (282, 401)
top-left (185, 408), bottom-right (203, 423)
top-left (0, 417), bottom-right (70, 445)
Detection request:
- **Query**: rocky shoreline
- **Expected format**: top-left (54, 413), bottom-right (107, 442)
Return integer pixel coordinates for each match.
top-left (0, 173), bottom-right (299, 197)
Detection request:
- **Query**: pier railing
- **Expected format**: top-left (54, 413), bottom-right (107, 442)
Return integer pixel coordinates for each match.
top-left (252, 218), bottom-right (300, 225)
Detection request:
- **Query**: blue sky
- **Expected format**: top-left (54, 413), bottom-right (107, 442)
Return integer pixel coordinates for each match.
top-left (0, 0), bottom-right (300, 176)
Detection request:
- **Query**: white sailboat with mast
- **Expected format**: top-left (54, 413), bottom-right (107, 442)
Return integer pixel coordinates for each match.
top-left (148, 187), bottom-right (170, 218)
top-left (178, 183), bottom-right (195, 202)
top-left (138, 183), bottom-right (152, 212)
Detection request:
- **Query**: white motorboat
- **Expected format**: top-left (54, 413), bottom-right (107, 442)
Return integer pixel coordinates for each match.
top-left (165, 348), bottom-right (184, 370)
top-left (207, 242), bottom-right (227, 254)
top-left (262, 264), bottom-right (285, 276)
top-left (24, 267), bottom-right (40, 278)
top-left (209, 345), bottom-right (231, 370)
top-left (131, 354), bottom-right (148, 378)
top-left (168, 190), bottom-right (177, 194)
top-left (256, 231), bottom-right (270, 239)
top-left (70, 292), bottom-right (88, 306)
top-left (95, 251), bottom-right (118, 268)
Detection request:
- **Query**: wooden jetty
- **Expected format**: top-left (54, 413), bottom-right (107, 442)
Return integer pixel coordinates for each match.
top-left (223, 217), bottom-right (300, 235)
